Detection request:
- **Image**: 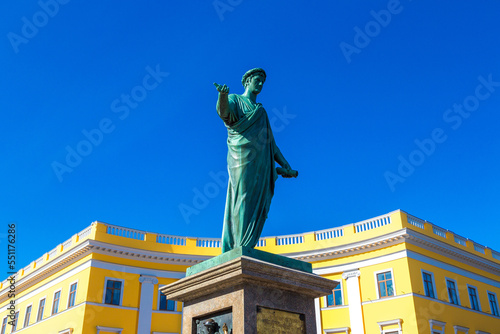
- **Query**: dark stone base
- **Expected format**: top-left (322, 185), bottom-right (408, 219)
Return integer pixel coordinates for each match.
top-left (161, 252), bottom-right (337, 333)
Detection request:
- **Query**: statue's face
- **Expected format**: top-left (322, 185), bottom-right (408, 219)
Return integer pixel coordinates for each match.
top-left (246, 74), bottom-right (265, 95)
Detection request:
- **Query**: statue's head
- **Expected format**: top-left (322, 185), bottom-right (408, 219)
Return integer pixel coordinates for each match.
top-left (242, 68), bottom-right (266, 96)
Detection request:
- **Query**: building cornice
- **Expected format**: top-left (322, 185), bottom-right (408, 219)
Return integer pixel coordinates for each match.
top-left (287, 228), bottom-right (500, 277)
top-left (0, 239), bottom-right (211, 303)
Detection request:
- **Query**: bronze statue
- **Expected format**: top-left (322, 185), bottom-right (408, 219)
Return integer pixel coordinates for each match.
top-left (214, 68), bottom-right (298, 253)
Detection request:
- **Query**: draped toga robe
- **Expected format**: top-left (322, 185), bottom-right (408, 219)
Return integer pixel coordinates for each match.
top-left (218, 94), bottom-right (278, 253)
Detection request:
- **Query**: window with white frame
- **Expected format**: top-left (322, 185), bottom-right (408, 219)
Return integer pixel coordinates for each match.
top-left (467, 285), bottom-right (480, 311)
top-left (11, 311), bottom-right (19, 332)
top-left (375, 269), bottom-right (395, 298)
top-left (37, 298), bottom-right (46, 321)
top-left (487, 291), bottom-right (499, 316)
top-left (52, 289), bottom-right (62, 315)
top-left (446, 278), bottom-right (460, 305)
top-left (158, 289), bottom-right (176, 311)
top-left (453, 325), bottom-right (469, 334)
top-left (326, 281), bottom-right (343, 307)
top-left (378, 319), bottom-right (402, 334)
top-left (429, 319), bottom-right (446, 334)
top-left (23, 304), bottom-right (32, 328)
top-left (422, 271), bottom-right (435, 298)
top-left (68, 282), bottom-right (78, 308)
top-left (103, 278), bottom-right (124, 306)
top-left (0, 317), bottom-right (6, 334)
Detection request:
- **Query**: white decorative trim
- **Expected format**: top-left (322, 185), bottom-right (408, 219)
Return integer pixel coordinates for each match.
top-left (429, 319), bottom-right (446, 334)
top-left (475, 331), bottom-right (491, 334)
top-left (344, 270), bottom-right (364, 334)
top-left (91, 259), bottom-right (185, 280)
top-left (361, 292), bottom-right (412, 305)
top-left (314, 251), bottom-right (407, 276)
top-left (378, 318), bottom-right (402, 334)
top-left (86, 301), bottom-right (138, 311)
top-left (314, 298), bottom-right (321, 334)
top-left (406, 251), bottom-right (500, 288)
top-left (453, 325), bottom-right (469, 334)
top-left (324, 327), bottom-right (349, 334)
top-left (139, 275), bottom-right (159, 285)
top-left (342, 269), bottom-right (360, 279)
top-left (103, 277), bottom-right (125, 306)
top-left (96, 326), bottom-right (123, 334)
top-left (58, 328), bottom-right (73, 334)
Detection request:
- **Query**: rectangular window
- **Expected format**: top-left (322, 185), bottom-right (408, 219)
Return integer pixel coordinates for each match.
top-left (377, 271), bottom-right (394, 298)
top-left (68, 283), bottom-right (78, 308)
top-left (52, 290), bottom-right (61, 315)
top-left (37, 299), bottom-right (45, 322)
top-left (423, 272), bottom-right (435, 298)
top-left (159, 294), bottom-right (176, 311)
top-left (11, 311), bottom-right (19, 332)
top-left (0, 317), bottom-right (6, 334)
top-left (446, 279), bottom-right (459, 305)
top-left (488, 292), bottom-right (499, 316)
top-left (105, 280), bottom-right (122, 305)
top-left (23, 305), bottom-right (31, 328)
top-left (327, 282), bottom-right (343, 306)
top-left (468, 286), bottom-right (480, 311)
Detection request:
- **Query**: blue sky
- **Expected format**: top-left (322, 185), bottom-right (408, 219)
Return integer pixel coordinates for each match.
top-left (2, 0), bottom-right (500, 270)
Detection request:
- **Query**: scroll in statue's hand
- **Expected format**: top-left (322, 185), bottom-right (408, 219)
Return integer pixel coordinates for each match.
top-left (213, 82), bottom-right (229, 94)
top-left (276, 167), bottom-right (299, 178)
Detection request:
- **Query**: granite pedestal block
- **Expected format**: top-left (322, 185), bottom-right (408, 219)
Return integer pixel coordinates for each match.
top-left (161, 247), bottom-right (337, 334)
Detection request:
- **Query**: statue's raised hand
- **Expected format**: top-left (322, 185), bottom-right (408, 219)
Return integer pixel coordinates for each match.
top-left (213, 82), bottom-right (229, 95)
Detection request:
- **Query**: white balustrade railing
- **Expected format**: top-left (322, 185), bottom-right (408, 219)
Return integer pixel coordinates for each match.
top-left (62, 238), bottom-right (73, 250)
top-left (23, 264), bottom-right (31, 274)
top-left (106, 225), bottom-right (145, 240)
top-left (48, 247), bottom-right (58, 259)
top-left (257, 238), bottom-right (267, 247)
top-left (35, 256), bottom-right (44, 267)
top-left (432, 226), bottom-right (447, 238)
top-left (276, 234), bottom-right (304, 246)
top-left (156, 234), bottom-right (186, 246)
top-left (196, 238), bottom-right (221, 248)
top-left (355, 214), bottom-right (391, 233)
top-left (492, 250), bottom-right (500, 261)
top-left (315, 227), bottom-right (343, 241)
top-left (78, 226), bottom-right (93, 240)
top-left (473, 243), bottom-right (485, 254)
top-left (454, 235), bottom-right (467, 246)
top-left (407, 215), bottom-right (425, 229)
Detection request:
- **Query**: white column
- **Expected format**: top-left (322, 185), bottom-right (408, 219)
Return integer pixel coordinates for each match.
top-left (137, 275), bottom-right (158, 334)
top-left (342, 270), bottom-right (364, 334)
top-left (314, 297), bottom-right (322, 334)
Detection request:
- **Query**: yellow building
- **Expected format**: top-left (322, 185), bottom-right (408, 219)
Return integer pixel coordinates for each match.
top-left (0, 210), bottom-right (499, 334)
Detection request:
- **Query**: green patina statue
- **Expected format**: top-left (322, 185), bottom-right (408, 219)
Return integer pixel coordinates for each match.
top-left (214, 68), bottom-right (298, 253)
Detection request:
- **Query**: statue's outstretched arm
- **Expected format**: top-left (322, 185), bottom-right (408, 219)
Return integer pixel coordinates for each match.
top-left (214, 82), bottom-right (232, 123)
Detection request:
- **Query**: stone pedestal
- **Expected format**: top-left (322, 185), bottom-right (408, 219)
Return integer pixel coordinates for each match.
top-left (161, 247), bottom-right (337, 334)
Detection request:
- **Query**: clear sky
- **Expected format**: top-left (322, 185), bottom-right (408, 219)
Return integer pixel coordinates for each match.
top-left (2, 0), bottom-right (500, 270)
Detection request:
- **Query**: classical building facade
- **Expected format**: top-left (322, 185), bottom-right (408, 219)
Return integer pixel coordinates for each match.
top-left (0, 210), bottom-right (499, 334)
